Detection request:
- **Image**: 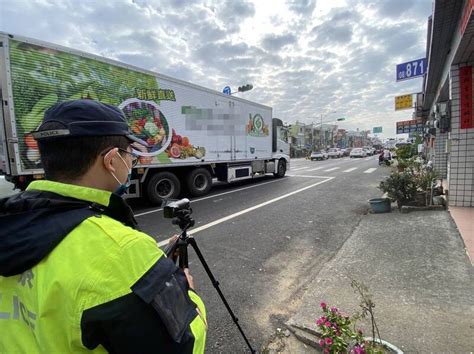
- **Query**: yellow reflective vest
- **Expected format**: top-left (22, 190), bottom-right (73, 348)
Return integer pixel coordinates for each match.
top-left (0, 180), bottom-right (206, 353)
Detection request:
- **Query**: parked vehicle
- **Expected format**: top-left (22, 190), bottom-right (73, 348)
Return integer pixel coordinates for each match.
top-left (310, 150), bottom-right (328, 161)
top-left (0, 32), bottom-right (290, 205)
top-left (350, 148), bottom-right (367, 158)
top-left (363, 147), bottom-right (373, 156)
top-left (328, 148), bottom-right (342, 158)
top-left (343, 148), bottom-right (352, 156)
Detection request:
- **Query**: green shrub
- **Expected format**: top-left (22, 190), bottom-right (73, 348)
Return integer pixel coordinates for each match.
top-left (379, 172), bottom-right (417, 209)
top-left (395, 145), bottom-right (413, 159)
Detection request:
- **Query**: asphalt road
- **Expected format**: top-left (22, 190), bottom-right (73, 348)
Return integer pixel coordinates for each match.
top-left (0, 156), bottom-right (390, 352)
top-left (130, 155), bottom-right (390, 353)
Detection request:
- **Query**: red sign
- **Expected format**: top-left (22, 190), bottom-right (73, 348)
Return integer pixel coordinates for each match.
top-left (460, 66), bottom-right (473, 129)
top-left (460, 0), bottom-right (474, 35)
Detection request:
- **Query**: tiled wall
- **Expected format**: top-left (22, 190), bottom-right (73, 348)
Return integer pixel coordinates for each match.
top-left (448, 63), bottom-right (474, 207)
top-left (434, 132), bottom-right (448, 178)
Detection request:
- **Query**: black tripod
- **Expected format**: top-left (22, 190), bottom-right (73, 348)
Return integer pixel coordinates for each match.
top-left (164, 208), bottom-right (256, 354)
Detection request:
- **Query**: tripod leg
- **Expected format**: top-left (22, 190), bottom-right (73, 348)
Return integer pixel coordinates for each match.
top-left (177, 239), bottom-right (189, 268)
top-left (187, 237), bottom-right (256, 353)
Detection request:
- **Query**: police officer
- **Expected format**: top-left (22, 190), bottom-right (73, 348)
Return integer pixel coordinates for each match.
top-left (0, 100), bottom-right (207, 353)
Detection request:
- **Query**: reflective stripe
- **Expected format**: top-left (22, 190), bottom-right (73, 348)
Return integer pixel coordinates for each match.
top-left (188, 291), bottom-right (207, 354)
top-left (27, 180), bottom-right (112, 207)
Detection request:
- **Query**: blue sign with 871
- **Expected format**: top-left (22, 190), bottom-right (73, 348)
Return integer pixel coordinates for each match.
top-left (396, 58), bottom-right (427, 81)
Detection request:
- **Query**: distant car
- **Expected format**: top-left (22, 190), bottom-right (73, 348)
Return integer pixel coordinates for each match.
top-left (310, 150), bottom-right (328, 161)
top-left (343, 148), bottom-right (352, 156)
top-left (350, 148), bottom-right (367, 158)
top-left (328, 148), bottom-right (342, 158)
top-left (363, 147), bottom-right (373, 156)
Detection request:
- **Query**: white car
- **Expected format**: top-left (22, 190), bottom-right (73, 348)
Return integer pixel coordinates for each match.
top-left (350, 148), bottom-right (367, 158)
top-left (328, 148), bottom-right (342, 158)
top-left (310, 150), bottom-right (328, 160)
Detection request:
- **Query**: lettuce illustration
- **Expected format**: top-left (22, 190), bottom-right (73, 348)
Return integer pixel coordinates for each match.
top-left (9, 39), bottom-right (160, 170)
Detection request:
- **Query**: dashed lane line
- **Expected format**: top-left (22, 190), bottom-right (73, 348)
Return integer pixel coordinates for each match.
top-left (323, 167), bottom-right (340, 172)
top-left (343, 167), bottom-right (357, 173)
top-left (307, 166), bottom-right (324, 171)
top-left (286, 174), bottom-right (333, 178)
top-left (364, 168), bottom-right (377, 173)
top-left (291, 166), bottom-right (310, 171)
top-left (156, 176), bottom-right (335, 247)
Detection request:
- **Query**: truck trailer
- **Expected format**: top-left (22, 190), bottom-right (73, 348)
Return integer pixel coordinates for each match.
top-left (0, 32), bottom-right (290, 204)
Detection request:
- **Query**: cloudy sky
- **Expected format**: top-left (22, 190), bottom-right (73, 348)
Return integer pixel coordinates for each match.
top-left (0, 0), bottom-right (433, 138)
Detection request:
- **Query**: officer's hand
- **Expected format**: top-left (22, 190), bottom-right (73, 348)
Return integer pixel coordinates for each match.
top-left (184, 268), bottom-right (195, 290)
top-left (167, 234), bottom-right (178, 245)
top-left (166, 235), bottom-right (179, 261)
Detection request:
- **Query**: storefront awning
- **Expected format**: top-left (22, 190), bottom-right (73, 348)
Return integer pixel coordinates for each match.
top-left (423, 0), bottom-right (465, 112)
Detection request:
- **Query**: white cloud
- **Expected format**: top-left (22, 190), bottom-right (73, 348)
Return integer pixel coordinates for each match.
top-left (0, 0), bottom-right (433, 138)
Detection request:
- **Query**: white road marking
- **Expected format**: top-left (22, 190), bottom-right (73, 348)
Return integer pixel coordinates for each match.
top-left (287, 174), bottom-right (333, 178)
top-left (157, 176), bottom-right (335, 246)
top-left (135, 178), bottom-right (284, 217)
top-left (364, 168), bottom-right (377, 173)
top-left (307, 167), bottom-right (324, 171)
top-left (343, 167), bottom-right (357, 173)
top-left (291, 166), bottom-right (310, 171)
top-left (324, 167), bottom-right (340, 172)
top-left (364, 157), bottom-right (372, 161)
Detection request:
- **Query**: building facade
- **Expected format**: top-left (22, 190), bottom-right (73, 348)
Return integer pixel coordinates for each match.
top-left (422, 0), bottom-right (473, 207)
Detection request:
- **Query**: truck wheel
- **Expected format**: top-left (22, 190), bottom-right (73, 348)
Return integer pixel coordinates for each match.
top-left (274, 159), bottom-right (286, 178)
top-left (146, 171), bottom-right (181, 205)
top-left (186, 168), bottom-right (212, 197)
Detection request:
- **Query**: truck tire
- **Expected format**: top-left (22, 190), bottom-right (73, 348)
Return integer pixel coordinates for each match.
top-left (186, 168), bottom-right (212, 197)
top-left (146, 171), bottom-right (181, 205)
top-left (274, 159), bottom-right (286, 178)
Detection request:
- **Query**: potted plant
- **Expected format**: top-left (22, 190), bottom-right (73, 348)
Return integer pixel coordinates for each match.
top-left (379, 172), bottom-right (417, 210)
top-left (413, 169), bottom-right (438, 206)
top-left (396, 159), bottom-right (409, 172)
top-left (316, 280), bottom-right (403, 354)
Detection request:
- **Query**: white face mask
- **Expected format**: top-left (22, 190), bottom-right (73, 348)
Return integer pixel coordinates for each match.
top-left (110, 153), bottom-right (132, 196)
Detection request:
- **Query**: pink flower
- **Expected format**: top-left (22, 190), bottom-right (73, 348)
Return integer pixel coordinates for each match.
top-left (316, 319), bottom-right (323, 326)
top-left (324, 349), bottom-right (330, 354)
top-left (353, 346), bottom-right (366, 354)
top-left (330, 306), bottom-right (338, 312)
top-left (325, 337), bottom-right (333, 345)
top-left (319, 339), bottom-right (325, 347)
top-left (325, 321), bottom-right (331, 327)
top-left (320, 302), bottom-right (327, 309)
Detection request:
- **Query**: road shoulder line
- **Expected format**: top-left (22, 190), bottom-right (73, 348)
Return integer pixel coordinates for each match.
top-left (157, 176), bottom-right (335, 246)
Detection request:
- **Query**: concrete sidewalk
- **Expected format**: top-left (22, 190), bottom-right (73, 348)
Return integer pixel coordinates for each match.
top-left (265, 209), bottom-right (474, 353)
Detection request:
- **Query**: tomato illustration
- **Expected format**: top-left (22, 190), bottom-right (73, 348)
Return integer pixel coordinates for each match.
top-left (25, 134), bottom-right (38, 149)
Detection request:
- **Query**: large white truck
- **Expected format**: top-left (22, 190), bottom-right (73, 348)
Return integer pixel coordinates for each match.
top-left (0, 33), bottom-right (290, 204)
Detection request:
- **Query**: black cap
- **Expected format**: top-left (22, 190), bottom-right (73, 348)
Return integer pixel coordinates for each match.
top-left (31, 99), bottom-right (148, 147)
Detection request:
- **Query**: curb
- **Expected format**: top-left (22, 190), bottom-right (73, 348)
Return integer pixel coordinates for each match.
top-left (286, 323), bottom-right (321, 350)
top-left (400, 205), bottom-right (445, 213)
